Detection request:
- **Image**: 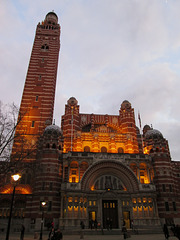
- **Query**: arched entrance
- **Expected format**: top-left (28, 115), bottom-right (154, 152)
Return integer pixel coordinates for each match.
top-left (81, 160), bottom-right (139, 229)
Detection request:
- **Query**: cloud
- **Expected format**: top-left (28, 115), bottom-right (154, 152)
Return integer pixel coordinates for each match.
top-left (1, 0), bottom-right (180, 160)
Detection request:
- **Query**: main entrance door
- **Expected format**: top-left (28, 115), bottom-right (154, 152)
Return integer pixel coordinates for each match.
top-left (102, 200), bottom-right (118, 229)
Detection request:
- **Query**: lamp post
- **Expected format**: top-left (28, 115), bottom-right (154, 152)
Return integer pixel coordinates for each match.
top-left (6, 174), bottom-right (21, 240)
top-left (39, 201), bottom-right (46, 240)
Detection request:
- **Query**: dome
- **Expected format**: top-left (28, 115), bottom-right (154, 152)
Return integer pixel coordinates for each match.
top-left (67, 97), bottom-right (78, 106)
top-left (145, 129), bottom-right (163, 140)
top-left (45, 11), bottom-right (58, 24)
top-left (143, 124), bottom-right (151, 135)
top-left (44, 124), bottom-right (62, 136)
top-left (121, 100), bottom-right (131, 110)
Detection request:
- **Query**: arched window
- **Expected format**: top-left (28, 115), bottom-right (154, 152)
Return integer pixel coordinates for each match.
top-left (70, 161), bottom-right (79, 183)
top-left (46, 143), bottom-right (50, 148)
top-left (70, 162), bottom-right (78, 168)
top-left (84, 146), bottom-right (90, 152)
top-left (118, 147), bottom-right (124, 153)
top-left (101, 147), bottom-right (107, 153)
top-left (139, 163), bottom-right (149, 184)
top-left (156, 148), bottom-right (160, 152)
top-left (52, 143), bottom-right (56, 149)
top-left (41, 44), bottom-right (49, 50)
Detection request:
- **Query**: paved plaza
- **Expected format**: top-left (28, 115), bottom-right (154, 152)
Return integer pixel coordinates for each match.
top-left (0, 232), bottom-right (178, 240)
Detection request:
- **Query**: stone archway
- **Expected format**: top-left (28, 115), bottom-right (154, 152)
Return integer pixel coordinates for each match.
top-left (81, 160), bottom-right (139, 192)
top-left (81, 160), bottom-right (139, 229)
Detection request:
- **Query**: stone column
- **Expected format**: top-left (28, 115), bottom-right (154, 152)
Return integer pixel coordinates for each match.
top-left (147, 206), bottom-right (150, 218)
top-left (153, 199), bottom-right (158, 217)
top-left (118, 199), bottom-right (122, 229)
top-left (66, 197), bottom-right (69, 219)
top-left (147, 167), bottom-right (151, 183)
top-left (72, 198), bottom-right (74, 218)
top-left (137, 166), bottom-right (140, 181)
top-left (79, 167), bottom-right (81, 182)
top-left (142, 205), bottom-right (144, 218)
top-left (137, 205), bottom-right (139, 218)
top-left (78, 197), bottom-right (80, 218)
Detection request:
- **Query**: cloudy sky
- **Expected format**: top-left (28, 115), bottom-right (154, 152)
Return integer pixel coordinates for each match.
top-left (1, 0), bottom-right (180, 160)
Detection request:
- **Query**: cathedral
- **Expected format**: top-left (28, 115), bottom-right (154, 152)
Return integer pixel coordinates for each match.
top-left (0, 12), bottom-right (180, 234)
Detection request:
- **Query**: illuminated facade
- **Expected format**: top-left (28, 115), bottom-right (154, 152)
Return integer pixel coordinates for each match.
top-left (58, 97), bottom-right (180, 230)
top-left (0, 12), bottom-right (180, 234)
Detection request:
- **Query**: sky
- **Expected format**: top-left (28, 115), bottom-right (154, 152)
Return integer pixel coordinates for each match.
top-left (1, 0), bottom-right (180, 160)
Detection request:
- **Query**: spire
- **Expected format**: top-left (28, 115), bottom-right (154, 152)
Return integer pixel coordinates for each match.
top-left (138, 111), bottom-right (142, 130)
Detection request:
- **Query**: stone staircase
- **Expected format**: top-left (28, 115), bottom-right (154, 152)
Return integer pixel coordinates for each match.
top-left (62, 226), bottom-right (163, 235)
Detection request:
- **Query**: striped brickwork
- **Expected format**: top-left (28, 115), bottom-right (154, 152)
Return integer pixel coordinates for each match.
top-left (143, 129), bottom-right (180, 224)
top-left (24, 126), bottom-right (63, 230)
top-left (62, 98), bottom-right (140, 154)
top-left (12, 12), bottom-right (60, 162)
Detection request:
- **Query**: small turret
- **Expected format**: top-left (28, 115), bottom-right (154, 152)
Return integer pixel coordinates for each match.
top-left (45, 11), bottom-right (58, 25)
top-left (119, 100), bottom-right (139, 153)
top-left (143, 125), bottom-right (170, 157)
top-left (62, 97), bottom-right (80, 152)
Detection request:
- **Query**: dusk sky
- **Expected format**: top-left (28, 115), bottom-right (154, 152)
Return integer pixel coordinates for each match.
top-left (1, 0), bottom-right (180, 160)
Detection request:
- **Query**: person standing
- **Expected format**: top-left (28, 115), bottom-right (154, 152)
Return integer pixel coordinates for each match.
top-left (48, 227), bottom-right (55, 240)
top-left (20, 224), bottom-right (25, 240)
top-left (163, 223), bottom-right (169, 239)
top-left (106, 218), bottom-right (110, 230)
top-left (109, 219), bottom-right (112, 230)
top-left (94, 219), bottom-right (98, 230)
top-left (54, 229), bottom-right (63, 240)
top-left (174, 225), bottom-right (180, 240)
top-left (80, 221), bottom-right (85, 239)
top-left (122, 225), bottom-right (127, 239)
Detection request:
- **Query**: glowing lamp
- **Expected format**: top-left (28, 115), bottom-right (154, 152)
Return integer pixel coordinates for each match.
top-left (12, 174), bottom-right (21, 182)
top-left (41, 201), bottom-right (46, 207)
top-left (6, 173), bottom-right (21, 240)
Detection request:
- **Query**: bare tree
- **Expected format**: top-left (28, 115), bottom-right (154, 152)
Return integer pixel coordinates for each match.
top-left (0, 101), bottom-right (38, 176)
top-left (0, 102), bottom-right (19, 162)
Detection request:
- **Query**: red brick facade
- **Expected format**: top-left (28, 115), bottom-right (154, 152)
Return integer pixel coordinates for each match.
top-left (11, 12), bottom-right (60, 162)
top-left (0, 12), bottom-right (180, 234)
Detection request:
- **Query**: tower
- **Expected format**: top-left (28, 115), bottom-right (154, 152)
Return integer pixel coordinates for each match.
top-left (143, 126), bottom-right (179, 224)
top-left (119, 100), bottom-right (139, 153)
top-left (12, 12), bottom-right (61, 161)
top-left (25, 124), bottom-right (63, 230)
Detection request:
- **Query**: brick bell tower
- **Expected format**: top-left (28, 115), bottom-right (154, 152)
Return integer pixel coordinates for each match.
top-left (12, 12), bottom-right (61, 161)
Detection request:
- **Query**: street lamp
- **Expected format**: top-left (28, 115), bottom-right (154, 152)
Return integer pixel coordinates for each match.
top-left (6, 174), bottom-right (21, 240)
top-left (39, 201), bottom-right (46, 240)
